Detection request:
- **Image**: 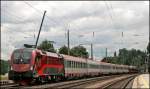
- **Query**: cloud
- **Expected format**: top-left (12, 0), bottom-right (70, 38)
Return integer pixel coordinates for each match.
top-left (1, 1), bottom-right (149, 60)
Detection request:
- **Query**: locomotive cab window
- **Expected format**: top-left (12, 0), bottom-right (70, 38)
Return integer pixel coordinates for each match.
top-left (13, 49), bottom-right (32, 64)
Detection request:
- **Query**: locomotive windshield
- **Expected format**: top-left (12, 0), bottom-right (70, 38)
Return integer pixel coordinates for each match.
top-left (13, 49), bottom-right (32, 64)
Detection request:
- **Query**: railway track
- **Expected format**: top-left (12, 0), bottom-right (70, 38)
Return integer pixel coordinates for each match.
top-left (101, 74), bottom-right (137, 89)
top-left (1, 74), bottom-right (138, 89)
top-left (89, 74), bottom-right (137, 89)
top-left (22, 74), bottom-right (128, 89)
top-left (50, 75), bottom-right (122, 89)
top-left (0, 83), bottom-right (19, 89)
top-left (0, 80), bottom-right (19, 89)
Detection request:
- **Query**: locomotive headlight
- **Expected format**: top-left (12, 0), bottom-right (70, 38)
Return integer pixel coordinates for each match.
top-left (30, 66), bottom-right (33, 70)
top-left (10, 66), bottom-right (13, 70)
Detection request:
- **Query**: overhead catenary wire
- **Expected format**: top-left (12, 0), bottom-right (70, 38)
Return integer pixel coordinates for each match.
top-left (3, 2), bottom-right (50, 33)
top-left (104, 1), bottom-right (115, 27)
top-left (2, 3), bottom-right (49, 41)
top-left (24, 1), bottom-right (63, 26)
top-left (1, 6), bottom-right (41, 23)
top-left (23, 1), bottom-right (69, 41)
top-left (2, 8), bottom-right (40, 33)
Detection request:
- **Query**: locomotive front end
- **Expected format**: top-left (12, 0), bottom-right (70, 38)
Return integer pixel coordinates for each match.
top-left (8, 48), bottom-right (35, 84)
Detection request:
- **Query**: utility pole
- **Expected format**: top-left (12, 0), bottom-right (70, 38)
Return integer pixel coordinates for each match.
top-left (91, 32), bottom-right (94, 60)
top-left (35, 11), bottom-right (46, 48)
top-left (67, 30), bottom-right (70, 55)
top-left (105, 48), bottom-right (107, 58)
top-left (91, 43), bottom-right (93, 60)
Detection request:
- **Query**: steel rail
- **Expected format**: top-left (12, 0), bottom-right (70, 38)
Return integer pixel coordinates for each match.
top-left (23, 74), bottom-right (125, 89)
top-left (100, 74), bottom-right (138, 89)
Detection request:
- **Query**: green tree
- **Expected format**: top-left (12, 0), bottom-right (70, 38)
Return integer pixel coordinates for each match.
top-left (70, 45), bottom-right (89, 58)
top-left (38, 40), bottom-right (56, 53)
top-left (114, 51), bottom-right (117, 57)
top-left (103, 48), bottom-right (146, 68)
top-left (0, 60), bottom-right (9, 75)
top-left (59, 45), bottom-right (69, 55)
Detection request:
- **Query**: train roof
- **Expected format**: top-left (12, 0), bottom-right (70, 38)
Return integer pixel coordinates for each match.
top-left (62, 54), bottom-right (87, 63)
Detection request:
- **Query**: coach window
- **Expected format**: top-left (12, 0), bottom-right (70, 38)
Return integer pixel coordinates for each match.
top-left (70, 61), bottom-right (72, 68)
top-left (83, 63), bottom-right (85, 68)
top-left (66, 61), bottom-right (68, 67)
top-left (99, 65), bottom-right (101, 69)
top-left (73, 61), bottom-right (75, 68)
top-left (101, 65), bottom-right (103, 69)
top-left (72, 61), bottom-right (73, 68)
top-left (80, 62), bottom-right (81, 68)
top-left (74, 62), bottom-right (76, 68)
top-left (67, 61), bottom-right (69, 68)
top-left (76, 62), bottom-right (77, 68)
top-left (68, 61), bottom-right (71, 68)
top-left (76, 62), bottom-right (78, 68)
top-left (103, 65), bottom-right (105, 69)
top-left (83, 63), bottom-right (84, 68)
top-left (67, 61), bottom-right (69, 67)
top-left (71, 61), bottom-right (73, 68)
top-left (68, 61), bottom-right (70, 68)
top-left (64, 60), bottom-right (66, 67)
top-left (66, 60), bottom-right (68, 67)
top-left (82, 63), bottom-right (84, 68)
top-left (72, 61), bottom-right (74, 68)
top-left (97, 65), bottom-right (98, 69)
top-left (66, 61), bottom-right (69, 68)
top-left (74, 61), bottom-right (75, 68)
top-left (64, 60), bottom-right (67, 67)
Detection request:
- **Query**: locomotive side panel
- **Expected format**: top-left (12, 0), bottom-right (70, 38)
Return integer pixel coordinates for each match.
top-left (34, 54), bottom-right (65, 77)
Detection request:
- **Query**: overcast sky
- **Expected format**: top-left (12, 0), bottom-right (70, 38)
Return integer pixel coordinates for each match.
top-left (1, 1), bottom-right (149, 60)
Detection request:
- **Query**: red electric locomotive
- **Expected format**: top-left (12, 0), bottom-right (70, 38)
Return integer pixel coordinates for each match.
top-left (9, 48), bottom-right (64, 85)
